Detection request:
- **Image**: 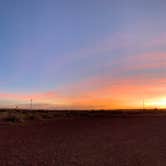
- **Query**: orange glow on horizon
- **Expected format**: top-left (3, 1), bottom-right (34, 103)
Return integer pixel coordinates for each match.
top-left (145, 97), bottom-right (166, 109)
top-left (1, 76), bottom-right (166, 109)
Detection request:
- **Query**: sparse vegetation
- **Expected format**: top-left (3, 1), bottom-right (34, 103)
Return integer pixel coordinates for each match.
top-left (3, 111), bottom-right (24, 123)
top-left (0, 109), bottom-right (166, 123)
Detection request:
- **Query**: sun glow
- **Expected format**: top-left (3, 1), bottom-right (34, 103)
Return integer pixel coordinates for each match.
top-left (146, 97), bottom-right (166, 109)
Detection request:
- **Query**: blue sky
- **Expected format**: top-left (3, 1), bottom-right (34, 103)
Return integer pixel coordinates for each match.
top-left (0, 0), bottom-right (113, 91)
top-left (0, 0), bottom-right (166, 109)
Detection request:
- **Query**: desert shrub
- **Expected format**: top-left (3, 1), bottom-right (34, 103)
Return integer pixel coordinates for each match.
top-left (25, 113), bottom-right (42, 120)
top-left (4, 112), bottom-right (24, 123)
top-left (41, 113), bottom-right (53, 119)
top-left (25, 113), bottom-right (36, 120)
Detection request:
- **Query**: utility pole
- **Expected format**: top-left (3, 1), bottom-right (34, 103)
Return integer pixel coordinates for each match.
top-left (30, 99), bottom-right (32, 110)
top-left (143, 99), bottom-right (145, 110)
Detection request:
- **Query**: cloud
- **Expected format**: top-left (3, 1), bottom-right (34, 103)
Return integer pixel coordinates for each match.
top-left (112, 52), bottom-right (166, 76)
top-left (0, 91), bottom-right (68, 107)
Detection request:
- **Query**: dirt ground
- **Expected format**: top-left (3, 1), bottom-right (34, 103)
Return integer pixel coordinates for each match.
top-left (0, 116), bottom-right (166, 166)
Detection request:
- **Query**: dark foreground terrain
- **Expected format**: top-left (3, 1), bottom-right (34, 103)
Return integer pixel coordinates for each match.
top-left (0, 110), bottom-right (166, 165)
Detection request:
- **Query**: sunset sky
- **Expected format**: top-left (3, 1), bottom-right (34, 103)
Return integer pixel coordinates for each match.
top-left (0, 0), bottom-right (166, 109)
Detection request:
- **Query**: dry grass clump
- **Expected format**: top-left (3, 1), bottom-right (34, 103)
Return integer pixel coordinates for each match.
top-left (2, 111), bottom-right (24, 123)
top-left (24, 113), bottom-right (42, 120)
top-left (0, 110), bottom-right (56, 123)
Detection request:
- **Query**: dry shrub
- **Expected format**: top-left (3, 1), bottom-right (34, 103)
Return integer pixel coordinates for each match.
top-left (3, 112), bottom-right (24, 123)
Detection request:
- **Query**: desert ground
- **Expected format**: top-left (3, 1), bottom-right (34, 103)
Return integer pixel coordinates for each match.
top-left (0, 110), bottom-right (166, 165)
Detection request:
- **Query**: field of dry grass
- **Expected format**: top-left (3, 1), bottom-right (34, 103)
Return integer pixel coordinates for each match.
top-left (0, 109), bottom-right (166, 165)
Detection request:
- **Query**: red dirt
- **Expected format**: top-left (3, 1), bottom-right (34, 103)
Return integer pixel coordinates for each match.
top-left (0, 116), bottom-right (166, 165)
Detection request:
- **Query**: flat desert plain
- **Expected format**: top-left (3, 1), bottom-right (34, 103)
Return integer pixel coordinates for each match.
top-left (0, 114), bottom-right (166, 165)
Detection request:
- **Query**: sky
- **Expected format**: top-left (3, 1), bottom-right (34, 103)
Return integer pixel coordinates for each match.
top-left (0, 0), bottom-right (166, 109)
